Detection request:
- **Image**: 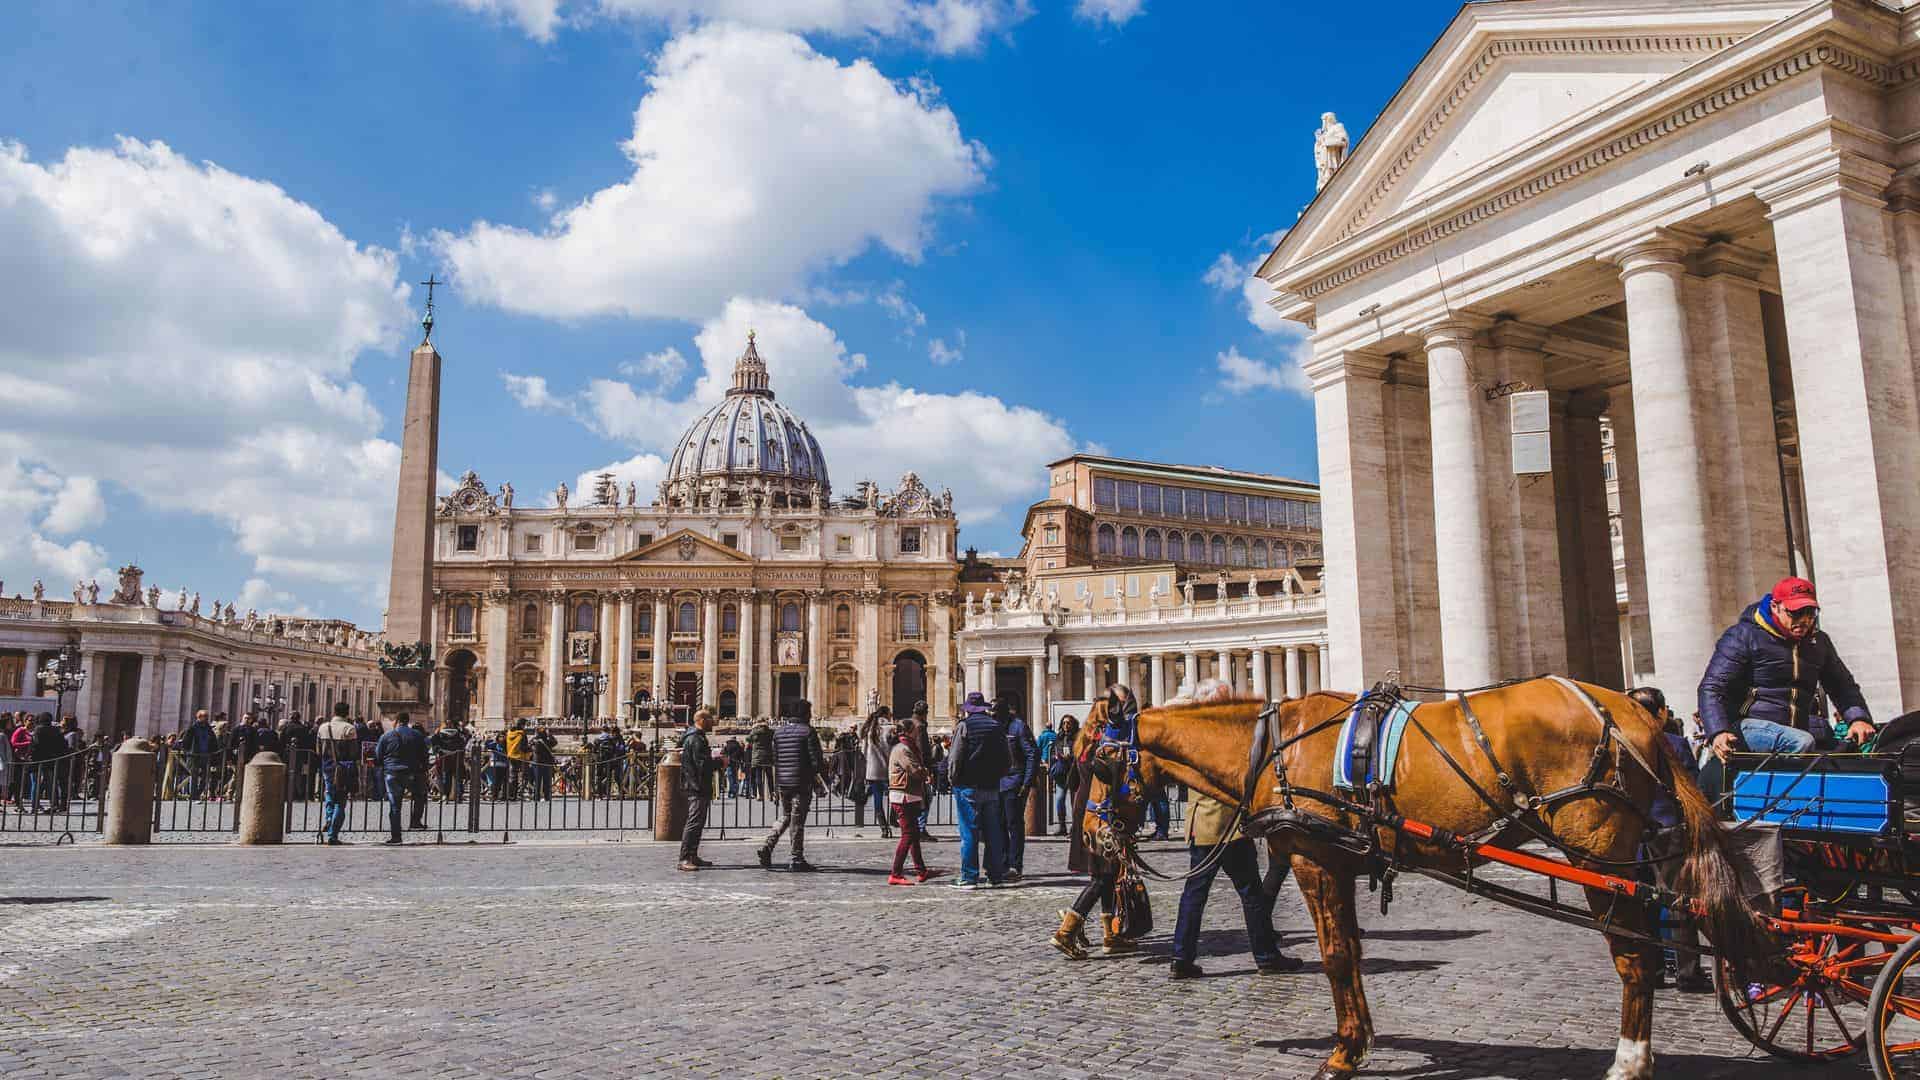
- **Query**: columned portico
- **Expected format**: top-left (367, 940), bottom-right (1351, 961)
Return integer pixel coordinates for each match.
top-left (1421, 317), bottom-right (1499, 688)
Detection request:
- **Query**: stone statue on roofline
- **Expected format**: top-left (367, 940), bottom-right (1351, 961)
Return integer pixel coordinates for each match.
top-left (555, 482), bottom-right (569, 510)
top-left (500, 481), bottom-right (514, 509)
top-left (1314, 111), bottom-right (1350, 190)
top-left (32, 579), bottom-right (45, 603)
top-left (190, 592), bottom-right (201, 616)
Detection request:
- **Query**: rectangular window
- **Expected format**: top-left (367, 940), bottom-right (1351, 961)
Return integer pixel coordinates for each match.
top-left (722, 649), bottom-right (736, 662)
top-left (635, 533), bottom-right (654, 548)
top-left (1044, 525), bottom-right (1059, 545)
top-left (1187, 489), bottom-right (1208, 520)
top-left (1093, 477), bottom-right (1117, 509)
top-left (1139, 483), bottom-right (1161, 516)
top-left (637, 608), bottom-right (652, 635)
top-left (573, 532), bottom-right (596, 552)
top-left (456, 525), bottom-right (478, 552)
top-left (722, 533), bottom-right (739, 549)
top-left (1227, 494), bottom-right (1247, 524)
top-left (835, 535), bottom-right (853, 554)
top-left (635, 649), bottom-right (651, 662)
top-left (1307, 502), bottom-right (1321, 529)
top-left (523, 533), bottom-right (543, 553)
top-left (1103, 577), bottom-right (1116, 597)
top-left (1206, 491), bottom-right (1227, 520)
top-left (1248, 496), bottom-right (1266, 527)
top-left (900, 527), bottom-right (922, 553)
top-left (778, 533), bottom-right (802, 552)
top-left (1117, 481), bottom-right (1138, 513)
top-left (1126, 575), bottom-right (1139, 597)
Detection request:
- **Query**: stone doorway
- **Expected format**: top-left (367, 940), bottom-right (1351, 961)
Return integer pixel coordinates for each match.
top-left (891, 650), bottom-right (926, 718)
top-left (670, 672), bottom-right (701, 710)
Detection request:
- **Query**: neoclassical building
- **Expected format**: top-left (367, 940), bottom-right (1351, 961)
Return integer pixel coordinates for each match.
top-left (0, 566), bottom-right (382, 739)
top-left (958, 455), bottom-right (1329, 718)
top-left (1261, 0), bottom-right (1920, 718)
top-left (431, 335), bottom-right (961, 728)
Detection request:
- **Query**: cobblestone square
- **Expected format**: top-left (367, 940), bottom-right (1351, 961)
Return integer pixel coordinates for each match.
top-left (0, 836), bottom-right (1872, 1079)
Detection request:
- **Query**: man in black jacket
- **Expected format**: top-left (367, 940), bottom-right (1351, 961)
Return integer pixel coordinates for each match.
top-left (374, 713), bottom-right (429, 845)
top-left (29, 714), bottom-right (67, 811)
top-left (678, 708), bottom-right (717, 871)
top-left (947, 692), bottom-right (1011, 888)
top-left (757, 700), bottom-right (827, 872)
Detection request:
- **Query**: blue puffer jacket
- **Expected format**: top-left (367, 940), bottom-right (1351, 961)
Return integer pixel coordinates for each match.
top-left (1697, 597), bottom-right (1870, 743)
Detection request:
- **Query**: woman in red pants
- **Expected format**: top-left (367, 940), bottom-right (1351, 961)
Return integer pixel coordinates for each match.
top-left (887, 716), bottom-right (941, 885)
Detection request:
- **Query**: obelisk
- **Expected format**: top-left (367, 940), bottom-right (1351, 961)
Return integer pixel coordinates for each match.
top-left (378, 277), bottom-right (444, 716)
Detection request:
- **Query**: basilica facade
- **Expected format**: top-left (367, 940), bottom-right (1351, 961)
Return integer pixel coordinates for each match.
top-left (429, 335), bottom-right (960, 729)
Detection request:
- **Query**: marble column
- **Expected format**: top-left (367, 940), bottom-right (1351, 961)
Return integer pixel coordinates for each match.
top-left (1609, 230), bottom-right (1721, 693)
top-left (1421, 317), bottom-right (1500, 686)
top-left (1115, 655), bottom-right (1131, 694)
top-left (1028, 656), bottom-right (1047, 723)
top-left (615, 592), bottom-right (634, 716)
top-left (1284, 645), bottom-right (1303, 700)
top-left (702, 591), bottom-right (721, 710)
top-left (1608, 396), bottom-right (1656, 682)
top-left (483, 592), bottom-right (508, 723)
top-left (737, 590), bottom-right (755, 718)
top-left (154, 655), bottom-right (186, 738)
top-left (21, 650), bottom-right (38, 699)
top-left (757, 596), bottom-right (775, 719)
top-left (1181, 649), bottom-right (1198, 697)
top-left (1149, 654), bottom-right (1166, 707)
top-left (1554, 390), bottom-right (1626, 688)
top-left (544, 593), bottom-right (565, 717)
top-left (652, 593), bottom-right (670, 704)
top-left (130, 652), bottom-right (157, 738)
top-left (857, 591), bottom-right (881, 711)
top-left (1216, 649), bottom-right (1232, 692)
top-left (930, 592), bottom-right (953, 721)
top-left (1311, 352), bottom-right (1403, 688)
top-left (1251, 647), bottom-right (1269, 700)
top-left (1082, 656), bottom-right (1098, 700)
top-left (1763, 159), bottom-right (1920, 714)
top-left (597, 596), bottom-right (618, 720)
top-left (1317, 646), bottom-right (1331, 692)
top-left (806, 593), bottom-right (825, 707)
top-left (1487, 321), bottom-right (1567, 676)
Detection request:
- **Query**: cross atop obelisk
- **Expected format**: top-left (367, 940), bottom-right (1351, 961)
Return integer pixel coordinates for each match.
top-left (379, 273), bottom-right (445, 719)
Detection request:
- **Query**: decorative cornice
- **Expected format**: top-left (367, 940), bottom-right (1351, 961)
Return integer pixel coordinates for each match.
top-left (1298, 39), bottom-right (1904, 304)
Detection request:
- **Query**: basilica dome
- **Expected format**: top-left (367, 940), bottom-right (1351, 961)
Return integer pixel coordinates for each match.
top-left (661, 333), bottom-right (830, 510)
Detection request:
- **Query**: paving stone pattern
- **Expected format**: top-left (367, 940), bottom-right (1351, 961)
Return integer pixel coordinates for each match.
top-left (0, 837), bottom-right (1872, 1079)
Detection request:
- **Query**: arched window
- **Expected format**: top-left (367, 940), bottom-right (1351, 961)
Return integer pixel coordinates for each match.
top-left (780, 603), bottom-right (801, 632)
top-left (1250, 540), bottom-right (1268, 568)
top-left (834, 603), bottom-right (852, 637)
top-left (901, 603), bottom-right (922, 639)
top-left (1294, 542), bottom-right (1309, 565)
top-left (521, 604), bottom-right (538, 635)
top-left (453, 603), bottom-right (475, 636)
top-left (722, 604), bottom-right (739, 634)
top-left (1190, 532), bottom-right (1208, 561)
top-left (517, 673), bottom-right (537, 708)
top-left (1120, 526), bottom-right (1140, 558)
top-left (1096, 523), bottom-right (1116, 556)
top-left (573, 602), bottom-right (595, 632)
top-left (676, 602), bottom-right (697, 633)
top-left (1210, 536), bottom-right (1227, 565)
top-left (1230, 538), bottom-right (1248, 567)
top-left (719, 689), bottom-right (737, 718)
top-left (1143, 529), bottom-right (1162, 560)
top-left (1166, 532), bottom-right (1184, 562)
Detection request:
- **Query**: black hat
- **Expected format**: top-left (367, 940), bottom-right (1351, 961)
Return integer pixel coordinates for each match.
top-left (911, 700), bottom-right (928, 716)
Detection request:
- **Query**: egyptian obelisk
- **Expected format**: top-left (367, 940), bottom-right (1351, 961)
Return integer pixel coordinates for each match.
top-left (378, 277), bottom-right (443, 717)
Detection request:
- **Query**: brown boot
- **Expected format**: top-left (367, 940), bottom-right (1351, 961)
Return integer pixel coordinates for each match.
top-left (1051, 910), bottom-right (1089, 960)
top-left (1103, 915), bottom-right (1137, 954)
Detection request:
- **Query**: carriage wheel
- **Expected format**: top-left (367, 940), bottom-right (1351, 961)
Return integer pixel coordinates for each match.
top-left (1867, 932), bottom-right (1920, 1079)
top-left (1716, 925), bottom-right (1892, 1062)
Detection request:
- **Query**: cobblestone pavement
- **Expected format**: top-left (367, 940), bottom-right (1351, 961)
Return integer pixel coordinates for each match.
top-left (0, 836), bottom-right (1875, 1079)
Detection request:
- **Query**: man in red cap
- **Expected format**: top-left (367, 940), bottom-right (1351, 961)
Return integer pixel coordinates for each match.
top-left (1699, 576), bottom-right (1875, 763)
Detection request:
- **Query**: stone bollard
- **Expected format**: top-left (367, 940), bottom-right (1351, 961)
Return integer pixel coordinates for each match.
top-left (237, 752), bottom-right (287, 845)
top-left (654, 751), bottom-right (685, 842)
top-left (104, 738), bottom-right (156, 845)
top-left (1026, 776), bottom-right (1048, 837)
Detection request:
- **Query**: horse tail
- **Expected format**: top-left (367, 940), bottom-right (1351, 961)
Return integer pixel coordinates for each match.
top-left (1664, 742), bottom-right (1780, 982)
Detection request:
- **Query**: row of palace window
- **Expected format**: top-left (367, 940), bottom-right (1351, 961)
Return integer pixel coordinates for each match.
top-left (1092, 478), bottom-right (1321, 530)
top-left (1093, 524), bottom-right (1321, 567)
top-left (450, 599), bottom-right (924, 641)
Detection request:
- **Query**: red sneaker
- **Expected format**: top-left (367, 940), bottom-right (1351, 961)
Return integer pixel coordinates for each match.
top-left (886, 874), bottom-right (916, 886)
top-left (916, 868), bottom-right (942, 883)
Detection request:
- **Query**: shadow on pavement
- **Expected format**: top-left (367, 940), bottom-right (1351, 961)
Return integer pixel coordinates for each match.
top-left (1254, 1034), bottom-right (1857, 1079)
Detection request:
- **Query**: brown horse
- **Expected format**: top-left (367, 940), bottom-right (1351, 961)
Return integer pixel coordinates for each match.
top-left (1082, 680), bottom-right (1776, 1080)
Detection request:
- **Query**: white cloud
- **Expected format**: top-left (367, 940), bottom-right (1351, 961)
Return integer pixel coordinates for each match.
top-left (41, 475), bottom-right (106, 535)
top-left (451, 0), bottom-right (1031, 54)
top-left (26, 534), bottom-right (110, 585)
top-left (510, 297), bottom-right (1072, 525)
top-left (1215, 345), bottom-right (1310, 399)
top-left (1074, 0), bottom-right (1143, 25)
top-left (238, 577), bottom-right (314, 618)
top-left (0, 138), bottom-right (412, 619)
top-left (927, 332), bottom-right (964, 366)
top-left (502, 372), bottom-right (577, 415)
top-left (876, 282), bottom-right (926, 334)
top-left (574, 453), bottom-right (670, 509)
top-left (435, 24), bottom-right (989, 322)
top-left (1206, 228), bottom-right (1292, 334)
top-left (617, 347), bottom-right (688, 388)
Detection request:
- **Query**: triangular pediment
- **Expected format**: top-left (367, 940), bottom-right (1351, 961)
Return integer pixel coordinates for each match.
top-left (1264, 1), bottom-right (1782, 281)
top-left (616, 529), bottom-right (753, 564)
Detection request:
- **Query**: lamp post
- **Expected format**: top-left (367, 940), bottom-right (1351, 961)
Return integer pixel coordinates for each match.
top-left (563, 671), bottom-right (608, 727)
top-left (38, 644), bottom-right (87, 728)
top-left (251, 683), bottom-right (284, 727)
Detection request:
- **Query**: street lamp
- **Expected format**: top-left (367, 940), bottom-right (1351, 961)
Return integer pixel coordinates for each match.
top-left (252, 684), bottom-right (284, 726)
top-left (563, 671), bottom-right (608, 725)
top-left (38, 644), bottom-right (87, 727)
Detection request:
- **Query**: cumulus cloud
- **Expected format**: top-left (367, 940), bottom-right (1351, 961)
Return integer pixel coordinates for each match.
top-left (0, 138), bottom-right (413, 619)
top-left (1215, 346), bottom-right (1309, 398)
top-left (617, 347), bottom-right (688, 388)
top-left (436, 25), bottom-right (989, 322)
top-left (1206, 228), bottom-right (1312, 399)
top-left (28, 534), bottom-right (111, 584)
top-left (449, 0), bottom-right (1031, 54)
top-left (503, 372), bottom-right (576, 415)
top-left (574, 453), bottom-right (670, 509)
top-left (512, 297), bottom-right (1072, 525)
top-left (1206, 227), bottom-right (1291, 334)
top-left (1074, 0), bottom-right (1143, 25)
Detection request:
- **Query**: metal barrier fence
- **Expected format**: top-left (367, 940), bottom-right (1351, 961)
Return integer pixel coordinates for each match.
top-left (0, 747), bottom-right (102, 841)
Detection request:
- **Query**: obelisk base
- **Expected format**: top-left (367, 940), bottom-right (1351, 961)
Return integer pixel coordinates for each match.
top-left (378, 668), bottom-right (435, 724)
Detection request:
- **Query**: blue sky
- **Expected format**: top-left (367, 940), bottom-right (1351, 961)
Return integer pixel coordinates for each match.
top-left (0, 1), bottom-right (1452, 627)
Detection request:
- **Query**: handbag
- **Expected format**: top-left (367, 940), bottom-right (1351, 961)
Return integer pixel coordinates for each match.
top-left (1115, 869), bottom-right (1153, 938)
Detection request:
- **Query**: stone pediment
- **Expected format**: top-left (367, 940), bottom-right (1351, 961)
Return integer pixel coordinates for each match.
top-left (616, 529), bottom-right (753, 564)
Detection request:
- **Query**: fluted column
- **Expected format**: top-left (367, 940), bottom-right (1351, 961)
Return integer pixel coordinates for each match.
top-left (737, 589), bottom-right (755, 718)
top-left (615, 591), bottom-right (634, 717)
top-left (1421, 317), bottom-right (1499, 686)
top-left (651, 593), bottom-right (669, 703)
top-left (702, 591), bottom-right (721, 710)
top-left (1149, 654), bottom-right (1166, 706)
top-left (544, 593), bottom-right (564, 717)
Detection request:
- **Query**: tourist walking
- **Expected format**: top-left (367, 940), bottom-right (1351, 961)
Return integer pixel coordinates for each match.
top-left (859, 706), bottom-right (894, 838)
top-left (374, 713), bottom-right (428, 845)
top-left (30, 713), bottom-right (67, 811)
top-left (947, 691), bottom-right (1011, 889)
top-left (1168, 792), bottom-right (1299, 978)
top-left (886, 715), bottom-right (937, 885)
top-left (910, 701), bottom-right (939, 838)
top-left (315, 703), bottom-right (358, 845)
top-left (757, 699), bottom-right (826, 872)
top-left (1049, 716), bottom-right (1079, 835)
top-left (678, 708), bottom-right (717, 871)
top-left (748, 718), bottom-right (774, 800)
top-left (998, 699), bottom-right (1038, 880)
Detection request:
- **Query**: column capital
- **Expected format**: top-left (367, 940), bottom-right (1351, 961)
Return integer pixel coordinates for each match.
top-left (1597, 227), bottom-right (1703, 279)
top-left (1411, 313), bottom-right (1494, 349)
top-left (1757, 152), bottom-right (1896, 220)
top-left (1302, 349), bottom-right (1392, 391)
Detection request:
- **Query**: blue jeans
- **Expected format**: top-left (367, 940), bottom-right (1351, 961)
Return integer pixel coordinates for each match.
top-left (1149, 789), bottom-right (1171, 838)
top-left (868, 779), bottom-right (889, 826)
top-left (384, 769), bottom-right (410, 840)
top-left (953, 786), bottom-right (1007, 884)
top-left (1740, 718), bottom-right (1825, 755)
top-left (321, 769), bottom-right (348, 841)
top-left (1054, 779), bottom-right (1070, 831)
top-left (999, 787), bottom-right (1027, 872)
top-left (1173, 837), bottom-right (1280, 965)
